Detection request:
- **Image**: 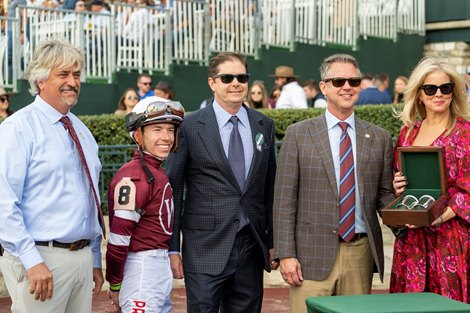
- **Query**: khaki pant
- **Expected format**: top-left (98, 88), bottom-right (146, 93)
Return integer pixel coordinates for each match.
top-left (0, 245), bottom-right (93, 313)
top-left (290, 236), bottom-right (374, 313)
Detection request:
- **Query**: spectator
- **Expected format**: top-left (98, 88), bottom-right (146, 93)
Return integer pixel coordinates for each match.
top-left (272, 66), bottom-right (308, 109)
top-left (136, 73), bottom-right (155, 100)
top-left (359, 73), bottom-right (373, 91)
top-left (465, 65), bottom-right (470, 103)
top-left (64, 0), bottom-right (87, 21)
top-left (268, 85), bottom-right (281, 109)
top-left (247, 80), bottom-right (269, 109)
top-left (0, 88), bottom-right (14, 118)
top-left (115, 88), bottom-right (139, 115)
top-left (302, 79), bottom-right (327, 108)
top-left (393, 75), bottom-right (408, 104)
top-left (154, 81), bottom-right (175, 100)
top-left (357, 74), bottom-right (392, 105)
top-left (390, 56), bottom-right (470, 304)
top-left (376, 72), bottom-right (390, 94)
top-left (89, 0), bottom-right (110, 29)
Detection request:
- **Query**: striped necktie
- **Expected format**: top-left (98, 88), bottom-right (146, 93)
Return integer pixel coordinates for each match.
top-left (60, 116), bottom-right (106, 237)
top-left (338, 122), bottom-right (355, 242)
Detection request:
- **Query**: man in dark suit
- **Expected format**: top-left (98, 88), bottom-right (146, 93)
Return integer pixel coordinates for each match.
top-left (273, 54), bottom-right (395, 313)
top-left (166, 52), bottom-right (277, 313)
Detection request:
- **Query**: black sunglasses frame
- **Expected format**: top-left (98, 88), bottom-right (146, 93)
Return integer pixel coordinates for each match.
top-left (212, 73), bottom-right (250, 84)
top-left (420, 83), bottom-right (454, 96)
top-left (323, 77), bottom-right (362, 88)
top-left (0, 96), bottom-right (9, 103)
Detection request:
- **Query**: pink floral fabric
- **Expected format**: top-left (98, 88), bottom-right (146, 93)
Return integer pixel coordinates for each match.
top-left (389, 118), bottom-right (470, 303)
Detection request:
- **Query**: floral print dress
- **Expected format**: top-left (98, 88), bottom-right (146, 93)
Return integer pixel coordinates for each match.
top-left (389, 118), bottom-right (470, 303)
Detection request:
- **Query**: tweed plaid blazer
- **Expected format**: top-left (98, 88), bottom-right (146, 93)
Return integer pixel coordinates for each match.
top-left (166, 103), bottom-right (277, 275)
top-left (273, 114), bottom-right (394, 281)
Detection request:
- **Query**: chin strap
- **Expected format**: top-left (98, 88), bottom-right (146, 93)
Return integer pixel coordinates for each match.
top-left (138, 145), bottom-right (155, 184)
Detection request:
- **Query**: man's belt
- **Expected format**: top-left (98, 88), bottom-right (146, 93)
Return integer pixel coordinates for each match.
top-left (35, 239), bottom-right (90, 251)
top-left (339, 233), bottom-right (368, 243)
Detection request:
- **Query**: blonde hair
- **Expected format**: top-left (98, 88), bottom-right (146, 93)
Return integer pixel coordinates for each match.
top-left (24, 39), bottom-right (85, 95)
top-left (399, 57), bottom-right (470, 136)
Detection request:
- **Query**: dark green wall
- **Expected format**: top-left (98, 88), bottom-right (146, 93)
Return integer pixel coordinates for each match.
top-left (425, 0), bottom-right (470, 23)
top-left (9, 34), bottom-right (425, 114)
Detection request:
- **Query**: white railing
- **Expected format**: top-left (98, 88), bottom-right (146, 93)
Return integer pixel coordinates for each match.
top-left (359, 0), bottom-right (397, 41)
top-left (21, 6), bottom-right (114, 83)
top-left (1, 0), bottom-right (426, 89)
top-left (295, 0), bottom-right (317, 45)
top-left (261, 0), bottom-right (295, 50)
top-left (0, 17), bottom-right (20, 92)
top-left (172, 0), bottom-right (209, 64)
top-left (209, 0), bottom-right (258, 56)
top-left (113, 3), bottom-right (171, 74)
top-left (397, 0), bottom-right (425, 35)
top-left (317, 0), bottom-right (358, 50)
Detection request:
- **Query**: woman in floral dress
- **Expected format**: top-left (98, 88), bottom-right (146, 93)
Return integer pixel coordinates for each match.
top-left (390, 57), bottom-right (470, 303)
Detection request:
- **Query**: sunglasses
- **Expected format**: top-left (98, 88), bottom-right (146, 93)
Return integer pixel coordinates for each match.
top-left (0, 96), bottom-right (9, 103)
top-left (141, 82), bottom-right (152, 86)
top-left (212, 74), bottom-right (250, 84)
top-left (323, 77), bottom-right (362, 88)
top-left (127, 96), bottom-right (139, 100)
top-left (420, 83), bottom-right (454, 96)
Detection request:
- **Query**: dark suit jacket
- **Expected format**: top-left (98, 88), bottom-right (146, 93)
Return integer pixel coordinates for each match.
top-left (273, 114), bottom-right (394, 281)
top-left (166, 103), bottom-right (276, 275)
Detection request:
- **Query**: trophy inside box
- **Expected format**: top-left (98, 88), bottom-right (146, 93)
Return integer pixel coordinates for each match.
top-left (381, 146), bottom-right (447, 227)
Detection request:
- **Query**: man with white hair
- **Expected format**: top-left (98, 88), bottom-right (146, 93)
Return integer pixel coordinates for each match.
top-left (0, 39), bottom-right (104, 313)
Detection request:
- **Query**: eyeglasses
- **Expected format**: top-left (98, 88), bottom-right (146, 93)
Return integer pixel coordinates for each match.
top-left (396, 195), bottom-right (435, 210)
top-left (0, 96), bottom-right (9, 103)
top-left (420, 83), bottom-right (454, 96)
top-left (212, 74), bottom-right (250, 84)
top-left (323, 77), bottom-right (362, 88)
top-left (127, 96), bottom-right (139, 101)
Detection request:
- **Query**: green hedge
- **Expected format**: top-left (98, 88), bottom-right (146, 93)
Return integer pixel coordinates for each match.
top-left (0, 104), bottom-right (403, 142)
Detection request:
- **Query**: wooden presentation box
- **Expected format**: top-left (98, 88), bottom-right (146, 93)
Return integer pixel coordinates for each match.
top-left (381, 147), bottom-right (447, 227)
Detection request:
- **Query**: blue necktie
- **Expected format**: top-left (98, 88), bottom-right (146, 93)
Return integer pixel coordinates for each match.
top-left (228, 116), bottom-right (245, 190)
top-left (228, 116), bottom-right (249, 230)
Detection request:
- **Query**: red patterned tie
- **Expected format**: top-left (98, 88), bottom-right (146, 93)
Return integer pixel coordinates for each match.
top-left (338, 122), bottom-right (355, 242)
top-left (60, 116), bottom-right (105, 237)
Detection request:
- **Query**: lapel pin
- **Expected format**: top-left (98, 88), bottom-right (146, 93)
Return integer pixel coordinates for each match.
top-left (255, 133), bottom-right (264, 152)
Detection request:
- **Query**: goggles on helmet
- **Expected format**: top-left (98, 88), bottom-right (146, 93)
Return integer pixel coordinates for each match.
top-left (126, 100), bottom-right (185, 132)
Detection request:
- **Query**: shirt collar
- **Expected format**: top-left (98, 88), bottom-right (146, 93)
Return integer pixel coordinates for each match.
top-left (212, 100), bottom-right (249, 130)
top-left (325, 108), bottom-right (355, 131)
top-left (33, 95), bottom-right (70, 125)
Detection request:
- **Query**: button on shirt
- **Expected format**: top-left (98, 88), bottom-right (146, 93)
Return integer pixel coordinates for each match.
top-left (0, 96), bottom-right (102, 270)
top-left (325, 109), bottom-right (366, 234)
top-left (212, 101), bottom-right (253, 181)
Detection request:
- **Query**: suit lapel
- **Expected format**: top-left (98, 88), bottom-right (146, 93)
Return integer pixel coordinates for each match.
top-left (197, 105), bottom-right (240, 190)
top-left (244, 108), bottom-right (264, 192)
top-left (309, 115), bottom-right (338, 197)
top-left (355, 118), bottom-right (372, 203)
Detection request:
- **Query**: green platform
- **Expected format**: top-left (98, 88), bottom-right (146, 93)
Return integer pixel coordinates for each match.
top-left (306, 292), bottom-right (470, 313)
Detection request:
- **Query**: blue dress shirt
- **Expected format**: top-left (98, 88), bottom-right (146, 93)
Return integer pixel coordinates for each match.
top-left (0, 96), bottom-right (102, 269)
top-left (212, 101), bottom-right (254, 180)
top-left (325, 109), bottom-right (366, 234)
